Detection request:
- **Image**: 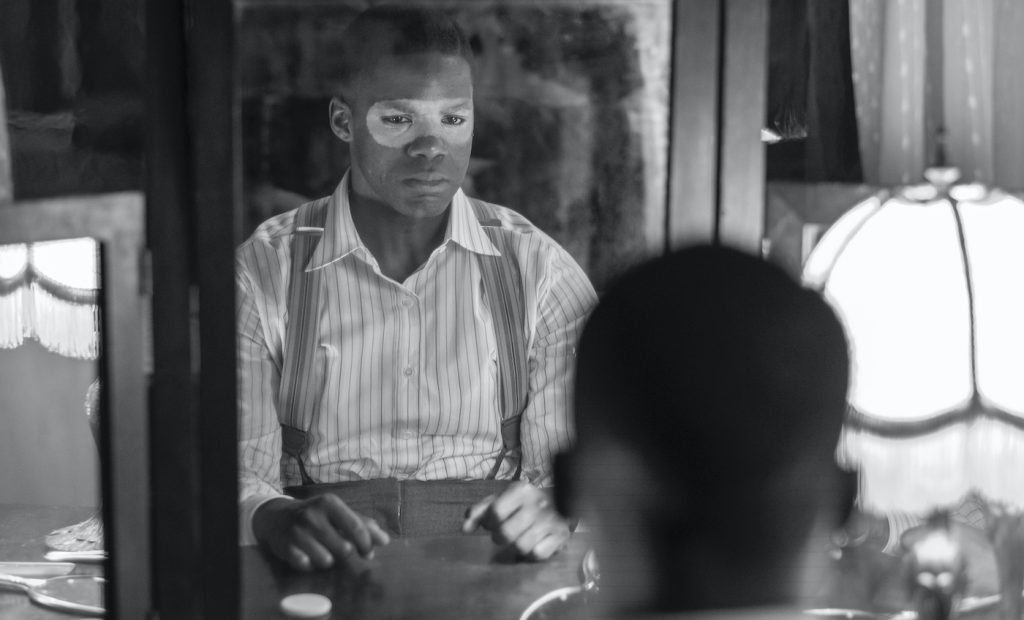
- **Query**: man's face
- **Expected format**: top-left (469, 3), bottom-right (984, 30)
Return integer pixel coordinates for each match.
top-left (332, 52), bottom-right (474, 219)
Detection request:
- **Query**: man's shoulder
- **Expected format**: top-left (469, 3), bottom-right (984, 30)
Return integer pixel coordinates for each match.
top-left (465, 196), bottom-right (593, 295)
top-left (466, 197), bottom-right (564, 255)
top-left (241, 193), bottom-right (336, 252)
top-left (242, 208), bottom-right (301, 248)
top-left (467, 197), bottom-right (541, 235)
top-left (235, 206), bottom-right (306, 277)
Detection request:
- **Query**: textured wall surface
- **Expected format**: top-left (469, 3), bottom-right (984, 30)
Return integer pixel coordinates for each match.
top-left (0, 341), bottom-right (99, 507)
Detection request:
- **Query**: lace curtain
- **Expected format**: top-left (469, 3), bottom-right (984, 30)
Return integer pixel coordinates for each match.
top-left (850, 0), bottom-right (1024, 188)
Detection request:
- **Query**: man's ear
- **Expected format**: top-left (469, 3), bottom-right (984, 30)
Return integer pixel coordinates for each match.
top-left (329, 97), bottom-right (353, 142)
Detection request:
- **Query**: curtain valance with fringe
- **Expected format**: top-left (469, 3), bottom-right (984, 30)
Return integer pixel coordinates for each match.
top-left (0, 239), bottom-right (100, 359)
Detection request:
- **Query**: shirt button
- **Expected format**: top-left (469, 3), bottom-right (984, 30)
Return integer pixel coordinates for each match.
top-left (403, 367), bottom-right (413, 377)
top-left (400, 429), bottom-right (416, 439)
top-left (402, 298), bottom-right (415, 308)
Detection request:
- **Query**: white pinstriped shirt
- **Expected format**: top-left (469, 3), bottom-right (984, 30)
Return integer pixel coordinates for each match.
top-left (236, 174), bottom-right (597, 543)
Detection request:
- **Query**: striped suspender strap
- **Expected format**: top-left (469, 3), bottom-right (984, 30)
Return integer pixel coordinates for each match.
top-left (471, 199), bottom-right (530, 481)
top-left (277, 196), bottom-right (530, 484)
top-left (278, 197), bottom-right (330, 486)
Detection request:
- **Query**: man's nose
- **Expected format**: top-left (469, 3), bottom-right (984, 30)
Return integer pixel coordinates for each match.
top-left (406, 134), bottom-right (448, 159)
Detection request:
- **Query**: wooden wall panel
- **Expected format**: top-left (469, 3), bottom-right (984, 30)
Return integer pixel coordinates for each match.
top-left (668, 0), bottom-right (721, 249)
top-left (717, 0), bottom-right (769, 253)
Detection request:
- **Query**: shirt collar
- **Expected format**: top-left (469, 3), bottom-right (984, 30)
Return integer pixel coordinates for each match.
top-left (448, 188), bottom-right (501, 257)
top-left (306, 171), bottom-right (499, 271)
top-left (306, 172), bottom-right (363, 271)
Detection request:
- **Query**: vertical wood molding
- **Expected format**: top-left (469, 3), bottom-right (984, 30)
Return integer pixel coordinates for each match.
top-left (98, 196), bottom-right (150, 620)
top-left (0, 61), bottom-right (10, 205)
top-left (668, 0), bottom-right (721, 249)
top-left (146, 0), bottom-right (206, 617)
top-left (717, 0), bottom-right (769, 253)
top-left (187, 0), bottom-right (242, 616)
top-left (186, 0), bottom-right (242, 616)
top-left (147, 0), bottom-right (240, 616)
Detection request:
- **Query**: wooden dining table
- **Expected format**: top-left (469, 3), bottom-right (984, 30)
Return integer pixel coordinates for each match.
top-left (0, 503), bottom-right (592, 619)
top-left (0, 504), bottom-right (103, 620)
top-left (242, 531), bottom-right (591, 619)
top-left (0, 503), bottom-right (1008, 619)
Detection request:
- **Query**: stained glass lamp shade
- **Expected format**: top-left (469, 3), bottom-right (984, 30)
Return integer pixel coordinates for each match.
top-left (803, 168), bottom-right (1024, 618)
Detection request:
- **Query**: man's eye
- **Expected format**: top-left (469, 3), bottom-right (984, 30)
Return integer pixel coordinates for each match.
top-left (442, 115), bottom-right (467, 127)
top-left (381, 115), bottom-right (412, 125)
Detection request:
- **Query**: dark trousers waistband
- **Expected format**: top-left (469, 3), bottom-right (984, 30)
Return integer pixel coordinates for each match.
top-left (285, 479), bottom-right (512, 538)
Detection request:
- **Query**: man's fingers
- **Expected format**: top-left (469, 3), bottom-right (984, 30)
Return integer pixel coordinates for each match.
top-left (492, 482), bottom-right (535, 513)
top-left (321, 495), bottom-right (375, 556)
top-left (510, 516), bottom-right (554, 555)
top-left (286, 527), bottom-right (334, 570)
top-left (300, 510), bottom-right (358, 562)
top-left (481, 482), bottom-right (551, 539)
top-left (491, 501), bottom-right (535, 544)
top-left (365, 518), bottom-right (391, 548)
top-left (525, 529), bottom-right (569, 561)
top-left (283, 544), bottom-right (312, 571)
top-left (462, 494), bottom-right (497, 533)
top-left (489, 482), bottom-right (547, 523)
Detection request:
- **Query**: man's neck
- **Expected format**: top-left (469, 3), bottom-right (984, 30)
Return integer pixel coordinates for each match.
top-left (348, 191), bottom-right (451, 283)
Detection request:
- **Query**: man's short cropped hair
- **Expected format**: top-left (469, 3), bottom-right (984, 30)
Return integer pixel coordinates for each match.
top-left (573, 245), bottom-right (850, 551)
top-left (337, 6), bottom-right (475, 90)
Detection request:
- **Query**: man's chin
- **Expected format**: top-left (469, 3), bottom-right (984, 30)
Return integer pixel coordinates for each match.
top-left (393, 192), bottom-right (457, 219)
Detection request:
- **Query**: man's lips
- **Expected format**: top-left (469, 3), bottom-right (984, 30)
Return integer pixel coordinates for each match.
top-left (403, 176), bottom-right (450, 189)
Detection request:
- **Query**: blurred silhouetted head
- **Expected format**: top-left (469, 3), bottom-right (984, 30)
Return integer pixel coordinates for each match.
top-left (564, 244), bottom-right (853, 614)
top-left (337, 6), bottom-right (474, 92)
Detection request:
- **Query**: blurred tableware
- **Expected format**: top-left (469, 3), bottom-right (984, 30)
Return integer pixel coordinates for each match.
top-left (0, 562), bottom-right (75, 577)
top-left (44, 550), bottom-right (107, 563)
top-left (0, 573), bottom-right (105, 616)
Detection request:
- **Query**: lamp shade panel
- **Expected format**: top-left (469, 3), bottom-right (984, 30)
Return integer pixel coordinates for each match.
top-left (811, 196), bottom-right (974, 423)
top-left (804, 188), bottom-right (1024, 512)
top-left (959, 196), bottom-right (1024, 416)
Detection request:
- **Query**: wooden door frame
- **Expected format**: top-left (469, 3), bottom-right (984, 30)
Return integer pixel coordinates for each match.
top-left (668, 0), bottom-right (769, 252)
top-left (146, 0), bottom-right (240, 617)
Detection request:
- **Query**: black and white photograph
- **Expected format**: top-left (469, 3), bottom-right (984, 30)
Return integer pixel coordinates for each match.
top-left (1, 1), bottom-right (1024, 618)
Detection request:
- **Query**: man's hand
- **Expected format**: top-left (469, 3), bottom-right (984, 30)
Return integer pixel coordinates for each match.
top-left (462, 481), bottom-right (571, 561)
top-left (253, 495), bottom-right (390, 571)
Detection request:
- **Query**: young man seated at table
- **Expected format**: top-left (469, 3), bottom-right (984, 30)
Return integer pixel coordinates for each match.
top-left (236, 6), bottom-right (596, 571)
top-left (560, 245), bottom-right (856, 618)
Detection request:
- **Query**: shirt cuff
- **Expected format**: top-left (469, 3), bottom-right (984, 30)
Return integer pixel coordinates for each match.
top-left (239, 492), bottom-right (291, 546)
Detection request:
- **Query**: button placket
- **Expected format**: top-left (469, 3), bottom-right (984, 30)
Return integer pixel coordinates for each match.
top-left (399, 291), bottom-right (421, 447)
